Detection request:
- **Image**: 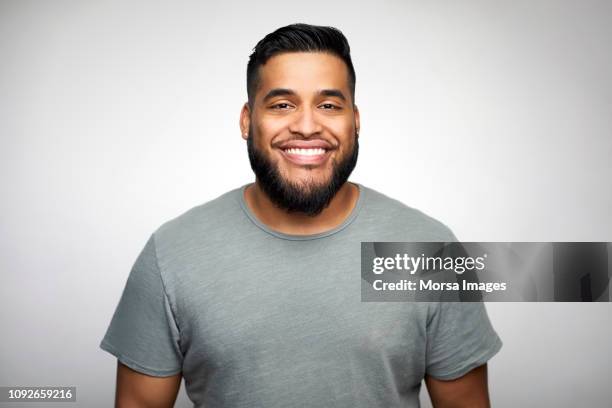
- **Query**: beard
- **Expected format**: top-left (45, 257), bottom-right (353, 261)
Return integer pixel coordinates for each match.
top-left (246, 130), bottom-right (359, 217)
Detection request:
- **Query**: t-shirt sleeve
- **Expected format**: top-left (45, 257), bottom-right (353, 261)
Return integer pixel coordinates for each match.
top-left (425, 301), bottom-right (502, 380)
top-left (99, 234), bottom-right (183, 377)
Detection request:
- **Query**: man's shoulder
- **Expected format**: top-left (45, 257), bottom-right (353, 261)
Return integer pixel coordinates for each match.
top-left (153, 186), bottom-right (244, 242)
top-left (360, 184), bottom-right (458, 241)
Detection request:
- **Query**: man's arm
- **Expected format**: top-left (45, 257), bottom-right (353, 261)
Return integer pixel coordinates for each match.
top-left (115, 361), bottom-right (182, 408)
top-left (425, 363), bottom-right (490, 408)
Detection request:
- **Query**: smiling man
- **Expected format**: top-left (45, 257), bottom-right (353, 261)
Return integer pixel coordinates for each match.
top-left (100, 24), bottom-right (502, 408)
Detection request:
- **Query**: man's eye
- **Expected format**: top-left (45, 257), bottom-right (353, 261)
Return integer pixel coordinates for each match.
top-left (271, 103), bottom-right (291, 110)
top-left (320, 103), bottom-right (340, 110)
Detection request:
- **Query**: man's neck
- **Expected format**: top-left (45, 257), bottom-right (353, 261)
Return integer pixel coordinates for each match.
top-left (243, 181), bottom-right (360, 236)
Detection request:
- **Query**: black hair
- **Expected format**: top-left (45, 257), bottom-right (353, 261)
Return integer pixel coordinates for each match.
top-left (246, 23), bottom-right (356, 108)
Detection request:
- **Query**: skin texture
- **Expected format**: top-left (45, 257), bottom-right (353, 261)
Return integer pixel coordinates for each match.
top-left (113, 50), bottom-right (493, 407)
top-left (115, 362), bottom-right (181, 408)
top-left (425, 364), bottom-right (491, 408)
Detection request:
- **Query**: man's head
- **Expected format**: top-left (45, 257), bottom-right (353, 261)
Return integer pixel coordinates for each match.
top-left (240, 23), bottom-right (360, 216)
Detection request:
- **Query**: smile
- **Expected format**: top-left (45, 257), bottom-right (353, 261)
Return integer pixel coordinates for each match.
top-left (283, 148), bottom-right (327, 156)
top-left (279, 147), bottom-right (331, 166)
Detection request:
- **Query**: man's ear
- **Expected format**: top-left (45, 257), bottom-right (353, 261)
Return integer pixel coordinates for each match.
top-left (354, 104), bottom-right (360, 138)
top-left (239, 102), bottom-right (250, 140)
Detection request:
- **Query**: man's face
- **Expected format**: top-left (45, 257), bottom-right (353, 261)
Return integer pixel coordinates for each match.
top-left (242, 52), bottom-right (360, 216)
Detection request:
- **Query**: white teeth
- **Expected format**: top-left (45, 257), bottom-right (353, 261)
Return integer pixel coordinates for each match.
top-left (284, 148), bottom-right (326, 156)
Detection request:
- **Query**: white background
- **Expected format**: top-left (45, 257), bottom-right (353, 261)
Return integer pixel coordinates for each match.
top-left (1, 0), bottom-right (611, 406)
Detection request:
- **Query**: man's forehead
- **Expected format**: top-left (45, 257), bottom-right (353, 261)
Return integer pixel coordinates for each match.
top-left (256, 52), bottom-right (350, 95)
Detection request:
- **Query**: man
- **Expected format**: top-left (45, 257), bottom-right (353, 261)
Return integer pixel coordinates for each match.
top-left (100, 23), bottom-right (502, 407)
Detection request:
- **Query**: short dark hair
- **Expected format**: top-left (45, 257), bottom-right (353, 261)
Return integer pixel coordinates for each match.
top-left (246, 23), bottom-right (356, 108)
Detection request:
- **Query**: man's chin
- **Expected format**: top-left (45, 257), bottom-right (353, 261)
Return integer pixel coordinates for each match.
top-left (280, 174), bottom-right (334, 193)
top-left (273, 178), bottom-right (325, 196)
top-left (258, 182), bottom-right (343, 216)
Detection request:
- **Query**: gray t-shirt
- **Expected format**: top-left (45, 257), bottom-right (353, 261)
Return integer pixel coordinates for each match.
top-left (100, 183), bottom-right (502, 407)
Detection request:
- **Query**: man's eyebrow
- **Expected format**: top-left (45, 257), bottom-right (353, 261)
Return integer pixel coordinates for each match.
top-left (318, 89), bottom-right (346, 101)
top-left (262, 88), bottom-right (296, 102)
top-left (261, 88), bottom-right (347, 102)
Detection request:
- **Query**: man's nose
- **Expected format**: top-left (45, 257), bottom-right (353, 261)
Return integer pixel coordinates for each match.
top-left (288, 106), bottom-right (323, 137)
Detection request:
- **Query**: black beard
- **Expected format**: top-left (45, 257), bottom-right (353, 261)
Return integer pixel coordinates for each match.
top-left (246, 131), bottom-right (359, 217)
